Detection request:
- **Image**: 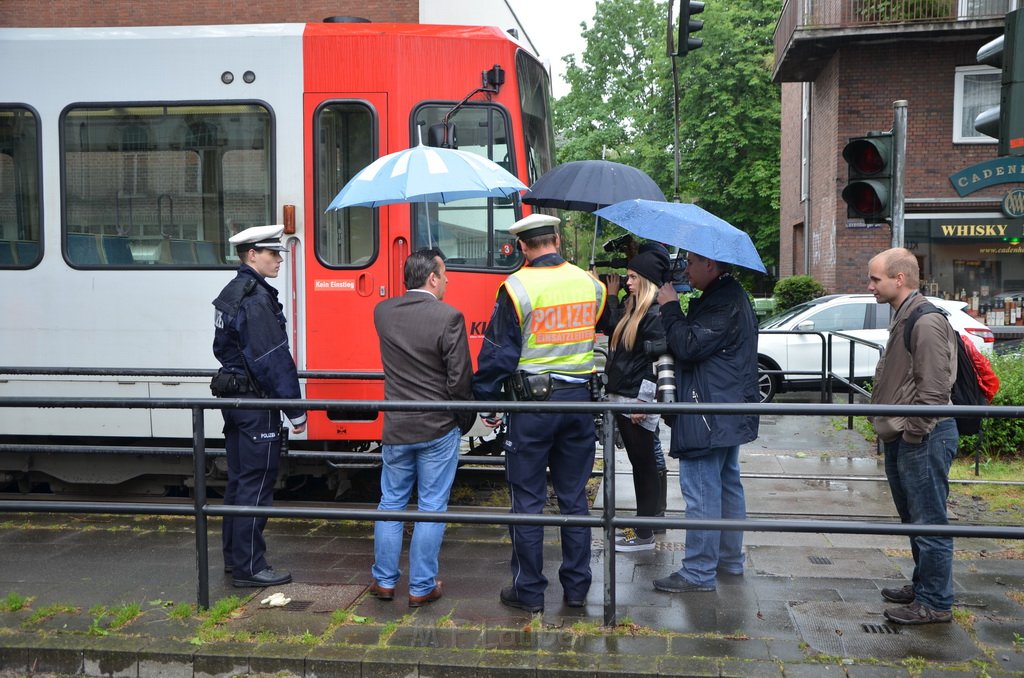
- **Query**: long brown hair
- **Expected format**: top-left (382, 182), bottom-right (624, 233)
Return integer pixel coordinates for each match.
top-left (611, 273), bottom-right (658, 351)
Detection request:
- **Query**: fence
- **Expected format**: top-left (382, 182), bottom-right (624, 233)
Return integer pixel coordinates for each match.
top-left (2, 393), bottom-right (1024, 626)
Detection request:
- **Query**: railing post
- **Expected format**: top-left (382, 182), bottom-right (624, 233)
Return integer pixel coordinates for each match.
top-left (192, 406), bottom-right (209, 610)
top-left (819, 334), bottom-right (828, 403)
top-left (847, 340), bottom-right (856, 429)
top-left (601, 406), bottom-right (616, 627)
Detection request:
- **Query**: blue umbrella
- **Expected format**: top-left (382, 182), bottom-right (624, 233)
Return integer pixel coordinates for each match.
top-left (594, 199), bottom-right (767, 274)
top-left (326, 144), bottom-right (527, 211)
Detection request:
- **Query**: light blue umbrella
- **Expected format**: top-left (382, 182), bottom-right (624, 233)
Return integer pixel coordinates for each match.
top-left (326, 144), bottom-right (527, 211)
top-left (594, 199), bottom-right (767, 274)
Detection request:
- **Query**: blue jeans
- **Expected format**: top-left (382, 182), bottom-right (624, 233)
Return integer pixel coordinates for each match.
top-left (372, 426), bottom-right (460, 596)
top-left (883, 417), bottom-right (958, 612)
top-left (676, 445), bottom-right (746, 587)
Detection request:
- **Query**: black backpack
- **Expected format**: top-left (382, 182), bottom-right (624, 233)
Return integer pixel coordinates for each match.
top-left (902, 302), bottom-right (987, 436)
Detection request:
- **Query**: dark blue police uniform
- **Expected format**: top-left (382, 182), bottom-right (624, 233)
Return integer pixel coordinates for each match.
top-left (213, 265), bottom-right (305, 582)
top-left (473, 252), bottom-right (597, 612)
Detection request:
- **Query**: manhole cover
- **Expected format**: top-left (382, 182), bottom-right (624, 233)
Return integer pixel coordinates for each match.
top-left (750, 546), bottom-right (902, 579)
top-left (789, 601), bottom-right (980, 661)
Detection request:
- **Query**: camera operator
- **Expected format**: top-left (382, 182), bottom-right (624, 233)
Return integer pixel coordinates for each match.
top-left (596, 248), bottom-right (670, 552)
top-left (652, 251), bottom-right (760, 594)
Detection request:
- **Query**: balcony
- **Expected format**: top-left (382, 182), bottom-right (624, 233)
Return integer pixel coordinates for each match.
top-left (773, 0), bottom-right (1010, 82)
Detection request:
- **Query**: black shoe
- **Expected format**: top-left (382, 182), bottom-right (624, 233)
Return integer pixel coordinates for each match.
top-left (653, 572), bottom-right (715, 593)
top-left (224, 565), bottom-right (233, 574)
top-left (881, 584), bottom-right (915, 604)
top-left (563, 594), bottom-right (586, 608)
top-left (500, 586), bottom-right (543, 613)
top-left (232, 567), bottom-right (292, 588)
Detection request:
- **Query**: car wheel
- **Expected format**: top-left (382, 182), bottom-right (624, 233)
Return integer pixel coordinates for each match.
top-left (757, 358), bottom-right (779, 403)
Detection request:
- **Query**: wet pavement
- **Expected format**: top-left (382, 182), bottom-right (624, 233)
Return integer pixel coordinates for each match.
top-left (1, 404), bottom-right (1023, 677)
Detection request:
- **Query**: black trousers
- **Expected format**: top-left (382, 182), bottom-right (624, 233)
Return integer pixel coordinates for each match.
top-left (616, 414), bottom-right (660, 539)
top-left (503, 386), bottom-right (595, 607)
top-left (221, 408), bottom-right (282, 577)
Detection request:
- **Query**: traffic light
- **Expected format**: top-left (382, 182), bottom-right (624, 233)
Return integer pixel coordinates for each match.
top-left (841, 133), bottom-right (893, 220)
top-left (673, 1), bottom-right (704, 57)
top-left (974, 9), bottom-right (1024, 156)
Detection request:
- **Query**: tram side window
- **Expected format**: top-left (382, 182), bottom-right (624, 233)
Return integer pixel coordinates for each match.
top-left (315, 103), bottom-right (375, 267)
top-left (61, 104), bottom-right (272, 268)
top-left (413, 104), bottom-right (521, 270)
top-left (0, 107), bottom-right (42, 268)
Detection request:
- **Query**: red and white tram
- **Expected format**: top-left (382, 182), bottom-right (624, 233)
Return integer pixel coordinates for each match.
top-left (0, 21), bottom-right (554, 492)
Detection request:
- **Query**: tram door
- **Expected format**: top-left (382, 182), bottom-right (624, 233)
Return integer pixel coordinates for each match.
top-left (304, 95), bottom-right (393, 440)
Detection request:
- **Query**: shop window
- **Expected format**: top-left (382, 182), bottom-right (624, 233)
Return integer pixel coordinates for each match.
top-left (953, 65), bottom-right (1000, 144)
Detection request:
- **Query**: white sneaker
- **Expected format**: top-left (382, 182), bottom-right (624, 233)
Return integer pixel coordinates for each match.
top-left (615, 530), bottom-right (656, 552)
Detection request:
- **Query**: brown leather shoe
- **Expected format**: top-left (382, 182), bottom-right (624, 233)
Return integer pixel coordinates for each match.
top-left (369, 580), bottom-right (394, 601)
top-left (408, 581), bottom-right (443, 608)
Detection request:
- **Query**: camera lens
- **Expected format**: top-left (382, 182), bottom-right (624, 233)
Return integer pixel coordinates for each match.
top-left (655, 354), bottom-right (676, 403)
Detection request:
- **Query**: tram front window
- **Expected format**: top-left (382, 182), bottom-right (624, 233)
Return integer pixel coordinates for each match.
top-left (413, 105), bottom-right (521, 270)
top-left (61, 103), bottom-right (272, 268)
top-left (0, 107), bottom-right (41, 268)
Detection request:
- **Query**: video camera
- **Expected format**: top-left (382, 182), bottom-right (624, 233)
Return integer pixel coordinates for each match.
top-left (666, 254), bottom-right (691, 293)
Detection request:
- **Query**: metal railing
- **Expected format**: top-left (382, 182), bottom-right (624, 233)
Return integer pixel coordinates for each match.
top-left (2, 394), bottom-right (1024, 626)
top-left (757, 329), bottom-right (884, 404)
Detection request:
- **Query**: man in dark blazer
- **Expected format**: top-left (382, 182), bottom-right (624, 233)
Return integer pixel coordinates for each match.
top-left (369, 248), bottom-right (475, 608)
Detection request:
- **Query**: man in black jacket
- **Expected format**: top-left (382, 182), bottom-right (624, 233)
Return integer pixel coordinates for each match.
top-left (651, 252), bottom-right (760, 593)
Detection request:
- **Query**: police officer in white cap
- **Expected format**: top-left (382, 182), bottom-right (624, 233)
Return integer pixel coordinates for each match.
top-left (212, 224), bottom-right (306, 587)
top-left (472, 213), bottom-right (606, 613)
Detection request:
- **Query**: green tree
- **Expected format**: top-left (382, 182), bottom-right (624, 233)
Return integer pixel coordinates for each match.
top-left (553, 0), bottom-right (780, 271)
top-left (676, 0), bottom-right (780, 269)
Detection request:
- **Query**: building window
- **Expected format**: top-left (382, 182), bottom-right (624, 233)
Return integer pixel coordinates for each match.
top-left (953, 65), bottom-right (1000, 144)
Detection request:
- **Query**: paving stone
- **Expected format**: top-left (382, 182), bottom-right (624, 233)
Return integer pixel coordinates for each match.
top-left (360, 646), bottom-right (422, 677)
top-left (655, 656), bottom-right (719, 677)
top-left (781, 663), bottom-right (850, 676)
top-left (24, 634), bottom-right (85, 676)
top-left (417, 648), bottom-right (486, 678)
top-left (303, 644), bottom-right (365, 678)
top-left (845, 665), bottom-right (911, 678)
top-left (718, 658), bottom-right (784, 677)
top-left (191, 641), bottom-right (250, 678)
top-left (574, 634), bottom-right (667, 655)
top-left (387, 626), bottom-right (484, 649)
top-left (82, 636), bottom-right (146, 678)
top-left (594, 654), bottom-right (660, 678)
top-left (135, 638), bottom-right (196, 678)
top-left (248, 642), bottom-right (308, 676)
top-left (535, 651), bottom-right (601, 676)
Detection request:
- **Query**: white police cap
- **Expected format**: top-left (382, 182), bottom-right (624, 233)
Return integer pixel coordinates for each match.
top-left (508, 214), bottom-right (560, 240)
top-left (229, 224), bottom-right (287, 251)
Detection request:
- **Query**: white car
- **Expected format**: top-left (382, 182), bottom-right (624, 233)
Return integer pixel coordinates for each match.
top-left (756, 294), bottom-right (994, 402)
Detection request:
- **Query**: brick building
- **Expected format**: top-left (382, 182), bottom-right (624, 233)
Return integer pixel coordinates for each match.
top-left (773, 0), bottom-right (1024, 335)
top-left (0, 1), bottom-right (419, 27)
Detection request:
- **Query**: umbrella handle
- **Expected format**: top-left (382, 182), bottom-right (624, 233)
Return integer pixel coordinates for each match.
top-left (589, 216), bottom-right (600, 267)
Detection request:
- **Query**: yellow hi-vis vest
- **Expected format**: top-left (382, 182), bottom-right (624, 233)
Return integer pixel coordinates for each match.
top-left (502, 263), bottom-right (607, 376)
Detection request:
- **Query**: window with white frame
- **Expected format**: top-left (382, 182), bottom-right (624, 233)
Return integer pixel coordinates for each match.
top-left (953, 65), bottom-right (1000, 144)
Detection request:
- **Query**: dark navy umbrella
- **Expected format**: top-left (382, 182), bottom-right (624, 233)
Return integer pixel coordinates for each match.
top-left (522, 160), bottom-right (666, 264)
top-left (595, 199), bottom-right (767, 274)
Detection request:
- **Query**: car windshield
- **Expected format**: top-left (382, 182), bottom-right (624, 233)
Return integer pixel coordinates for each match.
top-left (759, 299), bottom-right (822, 330)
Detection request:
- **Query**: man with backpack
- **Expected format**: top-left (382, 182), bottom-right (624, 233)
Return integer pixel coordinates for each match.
top-left (867, 247), bottom-right (958, 625)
